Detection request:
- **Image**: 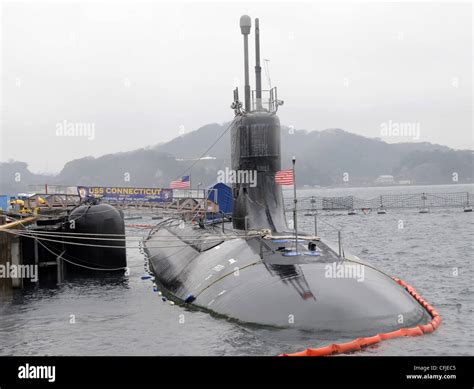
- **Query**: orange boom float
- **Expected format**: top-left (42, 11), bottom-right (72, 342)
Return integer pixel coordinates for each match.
top-left (281, 276), bottom-right (440, 356)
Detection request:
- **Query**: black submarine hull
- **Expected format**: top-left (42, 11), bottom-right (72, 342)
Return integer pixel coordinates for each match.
top-left (64, 203), bottom-right (126, 271)
top-left (144, 219), bottom-right (430, 334)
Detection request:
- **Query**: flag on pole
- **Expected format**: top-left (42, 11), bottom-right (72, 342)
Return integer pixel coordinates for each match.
top-left (170, 175), bottom-right (191, 189)
top-left (275, 169), bottom-right (294, 185)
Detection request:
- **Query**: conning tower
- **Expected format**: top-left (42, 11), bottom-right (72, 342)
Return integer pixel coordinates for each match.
top-left (231, 16), bottom-right (285, 232)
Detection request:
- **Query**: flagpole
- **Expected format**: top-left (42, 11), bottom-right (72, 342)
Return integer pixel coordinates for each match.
top-left (292, 156), bottom-right (298, 255)
top-left (189, 175), bottom-right (194, 201)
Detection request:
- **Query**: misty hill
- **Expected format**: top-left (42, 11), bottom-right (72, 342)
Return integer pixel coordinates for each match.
top-left (0, 161), bottom-right (53, 196)
top-left (152, 124), bottom-right (472, 186)
top-left (1, 124), bottom-right (472, 195)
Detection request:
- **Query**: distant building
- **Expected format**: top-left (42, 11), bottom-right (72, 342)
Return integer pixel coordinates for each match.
top-left (398, 179), bottom-right (412, 185)
top-left (375, 175), bottom-right (395, 185)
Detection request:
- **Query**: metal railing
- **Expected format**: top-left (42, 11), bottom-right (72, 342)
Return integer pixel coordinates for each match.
top-left (251, 87), bottom-right (283, 113)
top-left (27, 184), bottom-right (78, 195)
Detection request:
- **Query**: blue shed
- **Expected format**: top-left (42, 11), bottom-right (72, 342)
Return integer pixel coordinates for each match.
top-left (207, 183), bottom-right (233, 215)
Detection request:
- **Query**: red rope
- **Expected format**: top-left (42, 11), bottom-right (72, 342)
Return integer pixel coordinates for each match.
top-left (125, 224), bottom-right (154, 229)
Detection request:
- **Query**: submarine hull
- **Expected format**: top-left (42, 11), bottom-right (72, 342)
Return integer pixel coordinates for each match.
top-left (144, 219), bottom-right (431, 334)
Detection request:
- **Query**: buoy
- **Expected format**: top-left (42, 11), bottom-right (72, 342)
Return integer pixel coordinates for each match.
top-left (161, 297), bottom-right (167, 302)
top-left (64, 203), bottom-right (126, 270)
top-left (169, 301), bottom-right (175, 305)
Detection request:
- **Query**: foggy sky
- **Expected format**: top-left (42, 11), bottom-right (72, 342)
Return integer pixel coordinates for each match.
top-left (1, 1), bottom-right (472, 173)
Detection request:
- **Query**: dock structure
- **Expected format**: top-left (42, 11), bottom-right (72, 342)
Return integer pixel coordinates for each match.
top-left (0, 187), bottom-right (221, 278)
top-left (285, 191), bottom-right (474, 213)
top-left (102, 192), bottom-right (220, 223)
top-left (8, 188), bottom-right (219, 216)
top-left (24, 193), bottom-right (81, 210)
top-left (0, 214), bottom-right (38, 292)
top-left (108, 196), bottom-right (216, 213)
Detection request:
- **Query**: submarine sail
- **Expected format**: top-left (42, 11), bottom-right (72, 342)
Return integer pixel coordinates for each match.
top-left (231, 17), bottom-right (286, 231)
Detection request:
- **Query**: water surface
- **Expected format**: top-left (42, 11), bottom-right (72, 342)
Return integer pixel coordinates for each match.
top-left (1, 184), bottom-right (472, 355)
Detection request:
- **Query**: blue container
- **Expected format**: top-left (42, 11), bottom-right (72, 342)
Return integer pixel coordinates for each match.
top-left (207, 183), bottom-right (232, 215)
top-left (0, 195), bottom-right (8, 211)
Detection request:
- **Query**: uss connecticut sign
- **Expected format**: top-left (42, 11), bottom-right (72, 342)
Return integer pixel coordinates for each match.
top-left (77, 186), bottom-right (173, 203)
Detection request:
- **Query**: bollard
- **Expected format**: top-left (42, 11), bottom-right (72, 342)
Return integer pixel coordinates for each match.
top-left (314, 213), bottom-right (317, 236)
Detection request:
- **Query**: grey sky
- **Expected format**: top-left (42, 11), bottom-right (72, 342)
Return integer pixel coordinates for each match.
top-left (1, 2), bottom-right (472, 173)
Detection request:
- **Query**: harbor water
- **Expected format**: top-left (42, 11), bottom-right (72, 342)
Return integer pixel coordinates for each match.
top-left (0, 184), bottom-right (472, 356)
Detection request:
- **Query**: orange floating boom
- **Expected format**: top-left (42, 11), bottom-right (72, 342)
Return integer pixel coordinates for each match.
top-left (281, 276), bottom-right (440, 357)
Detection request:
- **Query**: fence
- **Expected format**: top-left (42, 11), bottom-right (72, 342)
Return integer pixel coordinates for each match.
top-left (285, 192), bottom-right (474, 211)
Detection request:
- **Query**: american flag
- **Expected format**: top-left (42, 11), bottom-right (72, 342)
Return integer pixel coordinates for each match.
top-left (275, 169), bottom-right (294, 185)
top-left (170, 175), bottom-right (190, 189)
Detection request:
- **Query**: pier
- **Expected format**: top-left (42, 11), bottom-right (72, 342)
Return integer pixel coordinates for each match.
top-left (0, 214), bottom-right (38, 292)
top-left (8, 189), bottom-right (219, 217)
top-left (0, 187), bottom-right (225, 289)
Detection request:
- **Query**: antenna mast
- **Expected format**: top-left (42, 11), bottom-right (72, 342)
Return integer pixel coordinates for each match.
top-left (255, 18), bottom-right (262, 110)
top-left (240, 15), bottom-right (251, 112)
top-left (263, 59), bottom-right (272, 89)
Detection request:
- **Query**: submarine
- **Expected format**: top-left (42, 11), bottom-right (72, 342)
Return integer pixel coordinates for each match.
top-left (20, 197), bottom-right (127, 280)
top-left (63, 199), bottom-right (127, 271)
top-left (143, 16), bottom-right (432, 344)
